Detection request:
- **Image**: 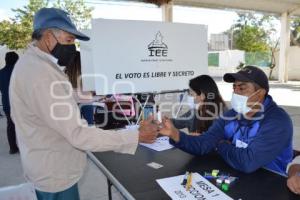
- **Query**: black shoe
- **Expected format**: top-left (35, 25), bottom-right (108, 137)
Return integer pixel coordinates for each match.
top-left (9, 148), bottom-right (19, 154)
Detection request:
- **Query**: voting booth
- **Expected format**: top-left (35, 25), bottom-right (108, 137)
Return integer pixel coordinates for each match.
top-left (79, 19), bottom-right (208, 127)
top-left (80, 19), bottom-right (208, 95)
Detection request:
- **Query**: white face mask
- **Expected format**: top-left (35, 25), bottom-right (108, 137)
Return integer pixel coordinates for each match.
top-left (186, 96), bottom-right (200, 110)
top-left (187, 96), bottom-right (195, 109)
top-left (231, 93), bottom-right (252, 114)
top-left (194, 103), bottom-right (201, 110)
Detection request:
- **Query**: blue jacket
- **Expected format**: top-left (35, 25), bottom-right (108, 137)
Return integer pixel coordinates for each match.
top-left (170, 95), bottom-right (293, 175)
top-left (0, 65), bottom-right (14, 114)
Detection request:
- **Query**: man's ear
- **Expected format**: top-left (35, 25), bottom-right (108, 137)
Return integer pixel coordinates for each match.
top-left (257, 89), bottom-right (267, 101)
top-left (42, 30), bottom-right (56, 52)
top-left (247, 88), bottom-right (266, 106)
top-left (44, 30), bottom-right (53, 44)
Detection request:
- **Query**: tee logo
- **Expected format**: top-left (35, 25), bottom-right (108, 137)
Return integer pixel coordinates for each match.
top-left (148, 31), bottom-right (168, 57)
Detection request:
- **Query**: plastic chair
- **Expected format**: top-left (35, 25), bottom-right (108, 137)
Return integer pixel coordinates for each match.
top-left (0, 183), bottom-right (38, 200)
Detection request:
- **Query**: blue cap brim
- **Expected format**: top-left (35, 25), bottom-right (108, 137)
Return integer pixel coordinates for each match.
top-left (63, 27), bottom-right (90, 41)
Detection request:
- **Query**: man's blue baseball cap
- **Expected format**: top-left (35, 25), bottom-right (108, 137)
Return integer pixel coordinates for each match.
top-left (33, 8), bottom-right (90, 41)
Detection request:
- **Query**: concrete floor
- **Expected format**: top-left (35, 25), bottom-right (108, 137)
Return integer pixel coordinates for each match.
top-left (0, 80), bottom-right (299, 199)
top-left (0, 116), bottom-right (125, 200)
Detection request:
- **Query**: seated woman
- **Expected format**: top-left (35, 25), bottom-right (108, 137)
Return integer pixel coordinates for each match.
top-left (172, 75), bottom-right (227, 135)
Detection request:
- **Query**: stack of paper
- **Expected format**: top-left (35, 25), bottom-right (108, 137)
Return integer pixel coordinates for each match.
top-left (140, 136), bottom-right (174, 151)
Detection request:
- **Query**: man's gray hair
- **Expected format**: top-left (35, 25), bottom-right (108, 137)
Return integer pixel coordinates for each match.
top-left (31, 28), bottom-right (62, 41)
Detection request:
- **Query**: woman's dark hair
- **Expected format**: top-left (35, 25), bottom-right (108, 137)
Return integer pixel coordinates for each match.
top-left (189, 75), bottom-right (227, 133)
top-left (64, 51), bottom-right (81, 89)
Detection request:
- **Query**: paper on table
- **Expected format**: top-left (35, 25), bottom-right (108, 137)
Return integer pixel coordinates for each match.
top-left (140, 136), bottom-right (174, 151)
top-left (125, 124), bottom-right (140, 130)
top-left (156, 173), bottom-right (233, 200)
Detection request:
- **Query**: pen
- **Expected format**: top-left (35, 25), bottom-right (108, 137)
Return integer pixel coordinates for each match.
top-left (186, 172), bottom-right (192, 191)
top-left (181, 172), bottom-right (189, 185)
top-left (182, 172), bottom-right (189, 185)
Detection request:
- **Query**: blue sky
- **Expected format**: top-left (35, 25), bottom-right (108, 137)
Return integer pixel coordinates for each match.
top-left (0, 0), bottom-right (27, 19)
top-left (1, 0), bottom-right (277, 38)
top-left (0, 0), bottom-right (239, 35)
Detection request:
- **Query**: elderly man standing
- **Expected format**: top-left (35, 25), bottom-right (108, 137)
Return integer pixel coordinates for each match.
top-left (9, 8), bottom-right (158, 200)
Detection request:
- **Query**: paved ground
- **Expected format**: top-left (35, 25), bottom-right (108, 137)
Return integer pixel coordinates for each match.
top-left (0, 79), bottom-right (299, 199)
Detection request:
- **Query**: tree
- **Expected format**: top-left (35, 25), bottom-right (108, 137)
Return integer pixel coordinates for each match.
top-left (230, 13), bottom-right (277, 51)
top-left (291, 17), bottom-right (300, 46)
top-left (0, 0), bottom-right (93, 49)
top-left (53, 0), bottom-right (93, 30)
top-left (233, 25), bottom-right (269, 52)
top-left (225, 12), bottom-right (279, 79)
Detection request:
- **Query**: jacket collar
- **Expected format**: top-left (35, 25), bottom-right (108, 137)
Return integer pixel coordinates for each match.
top-left (28, 42), bottom-right (67, 76)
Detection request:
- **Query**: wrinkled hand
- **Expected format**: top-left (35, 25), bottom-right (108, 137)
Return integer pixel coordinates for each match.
top-left (138, 115), bottom-right (159, 143)
top-left (159, 117), bottom-right (180, 142)
top-left (287, 174), bottom-right (300, 195)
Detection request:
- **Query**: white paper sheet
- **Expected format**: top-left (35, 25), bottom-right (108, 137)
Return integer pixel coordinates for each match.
top-left (156, 173), bottom-right (233, 200)
top-left (140, 136), bottom-right (174, 151)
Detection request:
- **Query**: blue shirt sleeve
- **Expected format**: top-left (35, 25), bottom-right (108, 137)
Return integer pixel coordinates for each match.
top-left (170, 118), bottom-right (225, 155)
top-left (217, 110), bottom-right (293, 173)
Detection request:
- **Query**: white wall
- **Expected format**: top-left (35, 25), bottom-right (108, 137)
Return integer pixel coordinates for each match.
top-left (0, 46), bottom-right (23, 69)
top-left (0, 46), bottom-right (9, 69)
top-left (208, 66), bottom-right (235, 77)
top-left (208, 47), bottom-right (300, 81)
top-left (218, 50), bottom-right (244, 68)
top-left (272, 46), bottom-right (300, 80)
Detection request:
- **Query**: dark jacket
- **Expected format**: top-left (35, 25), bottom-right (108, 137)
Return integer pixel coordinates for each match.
top-left (0, 65), bottom-right (14, 114)
top-left (172, 110), bottom-right (198, 133)
top-left (170, 95), bottom-right (293, 175)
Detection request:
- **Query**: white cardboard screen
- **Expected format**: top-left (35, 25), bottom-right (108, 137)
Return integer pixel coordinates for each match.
top-left (79, 30), bottom-right (96, 91)
top-left (81, 19), bottom-right (208, 95)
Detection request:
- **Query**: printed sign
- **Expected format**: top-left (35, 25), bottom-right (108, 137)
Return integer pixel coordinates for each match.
top-left (157, 173), bottom-right (233, 200)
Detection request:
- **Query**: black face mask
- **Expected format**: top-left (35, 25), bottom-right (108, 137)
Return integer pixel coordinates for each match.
top-left (51, 42), bottom-right (76, 67)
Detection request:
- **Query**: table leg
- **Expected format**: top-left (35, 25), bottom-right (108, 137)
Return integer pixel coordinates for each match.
top-left (107, 178), bottom-right (112, 200)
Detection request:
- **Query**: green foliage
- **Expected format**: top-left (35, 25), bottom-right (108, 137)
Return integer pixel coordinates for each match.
top-left (0, 0), bottom-right (93, 49)
top-left (234, 25), bottom-right (269, 52)
top-left (291, 17), bottom-right (300, 46)
top-left (53, 0), bottom-right (93, 29)
top-left (230, 13), bottom-right (277, 52)
top-left (0, 0), bottom-right (47, 49)
top-left (225, 12), bottom-right (279, 79)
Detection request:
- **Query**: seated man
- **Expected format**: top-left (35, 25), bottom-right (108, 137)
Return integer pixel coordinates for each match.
top-left (157, 66), bottom-right (293, 174)
top-left (287, 155), bottom-right (300, 194)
